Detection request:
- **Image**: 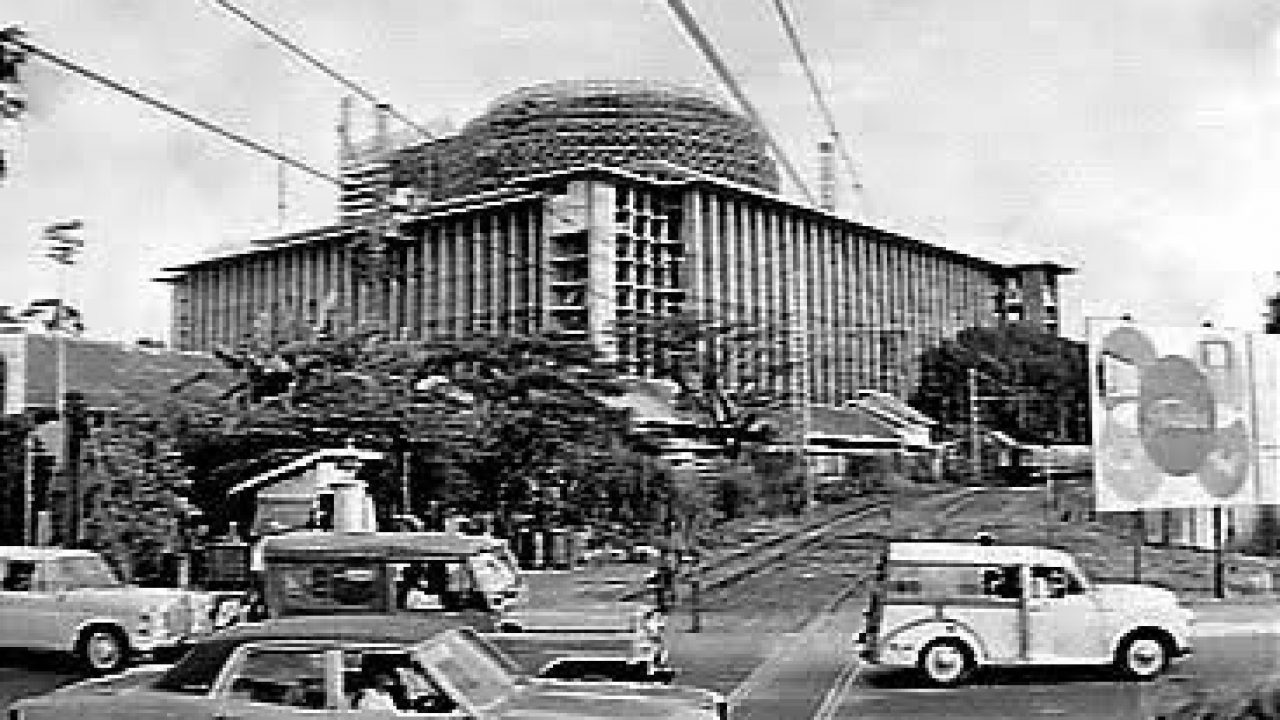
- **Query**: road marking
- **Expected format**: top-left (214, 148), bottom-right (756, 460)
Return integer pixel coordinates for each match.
top-left (727, 624), bottom-right (821, 706)
top-left (811, 653), bottom-right (863, 720)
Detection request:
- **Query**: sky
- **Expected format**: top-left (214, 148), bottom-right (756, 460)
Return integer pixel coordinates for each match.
top-left (3, 0), bottom-right (1280, 343)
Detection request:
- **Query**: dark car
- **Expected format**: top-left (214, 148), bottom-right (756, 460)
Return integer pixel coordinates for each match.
top-left (7, 616), bottom-right (725, 720)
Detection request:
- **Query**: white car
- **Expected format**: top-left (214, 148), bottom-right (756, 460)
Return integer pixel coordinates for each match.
top-left (855, 541), bottom-right (1195, 686)
top-left (0, 546), bottom-right (236, 673)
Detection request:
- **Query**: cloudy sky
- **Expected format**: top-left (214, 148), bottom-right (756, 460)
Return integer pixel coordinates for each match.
top-left (3, 0), bottom-right (1280, 343)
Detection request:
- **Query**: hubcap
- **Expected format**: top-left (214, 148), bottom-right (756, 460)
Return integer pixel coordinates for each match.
top-left (1127, 639), bottom-right (1165, 676)
top-left (87, 633), bottom-right (122, 669)
top-left (926, 645), bottom-right (965, 682)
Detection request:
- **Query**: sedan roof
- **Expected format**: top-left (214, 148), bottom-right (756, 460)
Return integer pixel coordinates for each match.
top-left (152, 616), bottom-right (482, 694)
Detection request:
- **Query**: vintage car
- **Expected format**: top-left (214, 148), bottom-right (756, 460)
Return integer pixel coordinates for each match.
top-left (855, 540), bottom-right (1196, 686)
top-left (5, 616), bottom-right (727, 720)
top-left (485, 601), bottom-right (673, 683)
top-left (259, 531), bottom-right (675, 684)
top-left (0, 546), bottom-right (240, 674)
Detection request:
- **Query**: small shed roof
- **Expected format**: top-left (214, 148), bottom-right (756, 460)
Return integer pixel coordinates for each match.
top-left (228, 448), bottom-right (385, 496)
top-left (0, 546), bottom-right (99, 561)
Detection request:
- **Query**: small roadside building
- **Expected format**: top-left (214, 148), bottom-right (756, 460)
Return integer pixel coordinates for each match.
top-left (226, 446), bottom-right (387, 536)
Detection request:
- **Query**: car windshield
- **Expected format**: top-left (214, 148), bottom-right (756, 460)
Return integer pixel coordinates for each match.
top-left (414, 630), bottom-right (520, 709)
top-left (49, 555), bottom-right (124, 589)
top-left (1064, 559), bottom-right (1092, 591)
top-left (469, 551), bottom-right (519, 594)
top-left (152, 639), bottom-right (236, 695)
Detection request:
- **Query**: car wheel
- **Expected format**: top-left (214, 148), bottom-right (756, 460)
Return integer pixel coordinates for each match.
top-left (77, 626), bottom-right (129, 675)
top-left (1115, 633), bottom-right (1170, 680)
top-left (918, 639), bottom-right (974, 687)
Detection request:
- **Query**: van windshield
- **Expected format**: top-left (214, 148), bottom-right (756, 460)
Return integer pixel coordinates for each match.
top-left (469, 551), bottom-right (518, 594)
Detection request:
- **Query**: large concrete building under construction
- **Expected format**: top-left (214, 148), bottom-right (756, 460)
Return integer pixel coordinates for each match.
top-left (160, 80), bottom-right (1071, 404)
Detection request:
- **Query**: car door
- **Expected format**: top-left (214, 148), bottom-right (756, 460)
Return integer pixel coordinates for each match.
top-left (1026, 565), bottom-right (1105, 662)
top-left (211, 642), bottom-right (347, 720)
top-left (0, 559), bottom-right (47, 649)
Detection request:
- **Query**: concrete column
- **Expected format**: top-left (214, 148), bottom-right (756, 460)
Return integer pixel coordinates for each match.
top-left (447, 220), bottom-right (461, 337)
top-left (485, 214), bottom-right (500, 335)
top-left (504, 210), bottom-right (520, 334)
top-left (682, 190), bottom-right (705, 321)
top-left (586, 180), bottom-right (618, 363)
top-left (533, 207), bottom-right (550, 334)
top-left (727, 198), bottom-right (740, 330)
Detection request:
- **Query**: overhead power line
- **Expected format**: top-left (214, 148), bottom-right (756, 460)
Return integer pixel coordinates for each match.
top-left (766, 0), bottom-right (866, 208)
top-left (659, 0), bottom-right (817, 207)
top-left (6, 35), bottom-right (339, 185)
top-left (203, 0), bottom-right (435, 141)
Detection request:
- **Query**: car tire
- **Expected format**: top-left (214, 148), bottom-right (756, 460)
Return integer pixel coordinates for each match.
top-left (918, 639), bottom-right (974, 687)
top-left (1115, 632), bottom-right (1170, 681)
top-left (77, 626), bottom-right (129, 675)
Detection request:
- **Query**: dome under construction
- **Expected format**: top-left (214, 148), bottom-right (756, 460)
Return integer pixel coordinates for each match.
top-left (391, 79), bottom-right (780, 199)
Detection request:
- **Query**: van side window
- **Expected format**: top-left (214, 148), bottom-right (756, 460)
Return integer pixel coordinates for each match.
top-left (888, 564), bottom-right (1013, 601)
top-left (980, 565), bottom-right (1022, 600)
top-left (1, 560), bottom-right (36, 592)
top-left (1030, 566), bottom-right (1076, 599)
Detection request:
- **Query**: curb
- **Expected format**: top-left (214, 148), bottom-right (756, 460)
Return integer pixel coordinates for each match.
top-left (1183, 596), bottom-right (1280, 608)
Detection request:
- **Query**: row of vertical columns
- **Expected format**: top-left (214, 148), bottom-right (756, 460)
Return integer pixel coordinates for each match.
top-left (418, 205), bottom-right (544, 340)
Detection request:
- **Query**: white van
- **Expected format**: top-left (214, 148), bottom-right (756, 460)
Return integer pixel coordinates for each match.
top-left (854, 541), bottom-right (1195, 686)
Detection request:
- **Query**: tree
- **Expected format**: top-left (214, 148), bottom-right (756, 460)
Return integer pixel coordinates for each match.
top-left (644, 313), bottom-right (798, 459)
top-left (400, 334), bottom-right (632, 528)
top-left (173, 330), bottom-right (638, 533)
top-left (911, 324), bottom-right (1089, 444)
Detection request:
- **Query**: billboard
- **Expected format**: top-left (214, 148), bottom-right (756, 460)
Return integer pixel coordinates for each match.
top-left (1088, 320), bottom-right (1256, 511)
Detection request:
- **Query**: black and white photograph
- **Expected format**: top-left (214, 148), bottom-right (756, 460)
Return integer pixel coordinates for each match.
top-left (2, 2), bottom-right (1280, 718)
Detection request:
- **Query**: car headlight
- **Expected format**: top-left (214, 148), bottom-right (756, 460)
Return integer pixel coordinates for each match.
top-left (138, 606), bottom-right (167, 636)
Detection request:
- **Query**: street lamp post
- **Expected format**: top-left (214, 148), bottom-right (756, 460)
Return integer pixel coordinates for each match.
top-left (43, 219), bottom-right (84, 545)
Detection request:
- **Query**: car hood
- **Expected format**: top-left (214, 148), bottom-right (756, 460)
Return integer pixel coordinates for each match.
top-left (1093, 583), bottom-right (1181, 609)
top-left (492, 680), bottom-right (718, 720)
top-left (500, 603), bottom-right (655, 632)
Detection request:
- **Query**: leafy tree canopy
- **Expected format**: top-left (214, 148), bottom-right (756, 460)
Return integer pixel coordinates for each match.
top-left (910, 323), bottom-right (1089, 444)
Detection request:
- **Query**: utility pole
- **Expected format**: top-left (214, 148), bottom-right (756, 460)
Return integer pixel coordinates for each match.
top-left (22, 432), bottom-right (35, 545)
top-left (968, 368), bottom-right (981, 485)
top-left (43, 219), bottom-right (83, 545)
top-left (1213, 506), bottom-right (1226, 599)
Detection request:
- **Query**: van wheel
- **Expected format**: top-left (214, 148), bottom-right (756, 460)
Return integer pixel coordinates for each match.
top-left (1115, 633), bottom-right (1170, 680)
top-left (77, 626), bottom-right (129, 675)
top-left (918, 639), bottom-right (974, 687)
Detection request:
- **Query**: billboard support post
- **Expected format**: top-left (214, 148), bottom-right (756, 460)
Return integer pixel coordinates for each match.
top-left (1132, 511), bottom-right (1143, 583)
top-left (1213, 506), bottom-right (1226, 599)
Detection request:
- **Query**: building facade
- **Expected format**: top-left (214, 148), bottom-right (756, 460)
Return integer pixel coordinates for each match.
top-left (161, 81), bottom-right (1071, 405)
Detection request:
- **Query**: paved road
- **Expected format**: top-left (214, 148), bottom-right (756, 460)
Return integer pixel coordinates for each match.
top-left (727, 602), bottom-right (1280, 720)
top-left (2, 615), bottom-right (1279, 719)
top-left (0, 652), bottom-right (81, 710)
